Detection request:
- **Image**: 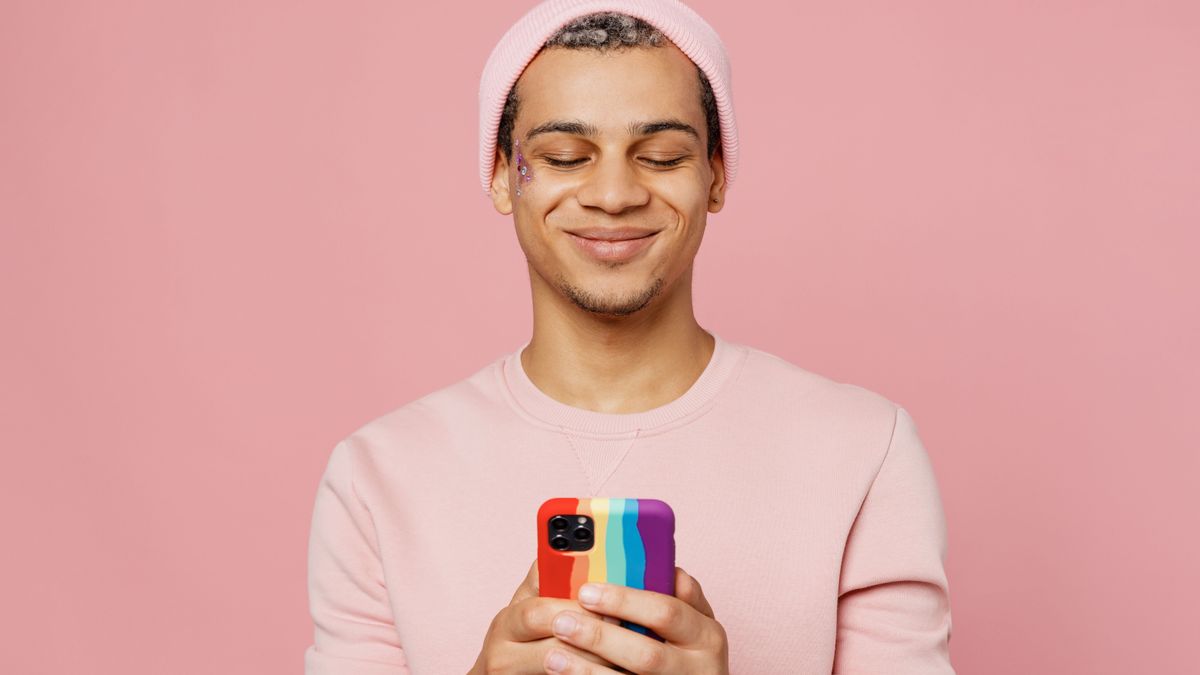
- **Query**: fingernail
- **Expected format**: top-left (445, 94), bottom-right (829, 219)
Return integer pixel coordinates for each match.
top-left (578, 583), bottom-right (602, 605)
top-left (553, 612), bottom-right (578, 637)
top-left (546, 649), bottom-right (569, 672)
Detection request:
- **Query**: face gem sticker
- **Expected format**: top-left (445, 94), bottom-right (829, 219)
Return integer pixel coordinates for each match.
top-left (514, 138), bottom-right (533, 197)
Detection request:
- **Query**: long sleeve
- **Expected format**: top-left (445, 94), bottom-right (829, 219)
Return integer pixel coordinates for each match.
top-left (833, 406), bottom-right (955, 674)
top-left (305, 441), bottom-right (411, 674)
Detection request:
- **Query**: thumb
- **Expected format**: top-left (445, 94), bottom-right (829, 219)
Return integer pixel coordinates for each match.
top-left (510, 559), bottom-right (539, 604)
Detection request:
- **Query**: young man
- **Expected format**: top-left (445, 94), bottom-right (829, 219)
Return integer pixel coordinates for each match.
top-left (305, 2), bottom-right (955, 673)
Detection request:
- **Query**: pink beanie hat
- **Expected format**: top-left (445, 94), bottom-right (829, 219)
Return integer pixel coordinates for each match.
top-left (477, 0), bottom-right (739, 197)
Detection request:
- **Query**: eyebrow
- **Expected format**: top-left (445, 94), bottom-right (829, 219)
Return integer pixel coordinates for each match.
top-left (524, 118), bottom-right (700, 142)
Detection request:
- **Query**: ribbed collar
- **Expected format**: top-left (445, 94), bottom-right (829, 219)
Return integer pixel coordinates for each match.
top-left (499, 331), bottom-right (745, 436)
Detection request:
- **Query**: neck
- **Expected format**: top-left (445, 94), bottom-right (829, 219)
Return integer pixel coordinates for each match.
top-left (521, 268), bottom-right (715, 415)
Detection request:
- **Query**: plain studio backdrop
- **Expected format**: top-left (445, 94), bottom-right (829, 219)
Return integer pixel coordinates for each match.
top-left (1, 1), bottom-right (1196, 673)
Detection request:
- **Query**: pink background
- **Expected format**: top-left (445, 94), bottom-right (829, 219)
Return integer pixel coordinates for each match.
top-left (2, 1), bottom-right (1196, 673)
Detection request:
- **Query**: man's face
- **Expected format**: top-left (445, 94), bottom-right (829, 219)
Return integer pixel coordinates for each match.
top-left (490, 43), bottom-right (725, 318)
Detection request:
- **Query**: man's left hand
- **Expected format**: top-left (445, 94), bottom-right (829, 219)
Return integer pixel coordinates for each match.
top-left (543, 567), bottom-right (730, 674)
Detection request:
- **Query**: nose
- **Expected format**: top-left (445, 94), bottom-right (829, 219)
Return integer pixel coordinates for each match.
top-left (574, 154), bottom-right (651, 214)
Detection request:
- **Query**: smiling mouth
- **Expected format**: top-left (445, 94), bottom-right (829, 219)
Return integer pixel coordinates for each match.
top-left (566, 231), bottom-right (659, 263)
top-left (573, 233), bottom-right (656, 241)
top-left (565, 229), bottom-right (661, 241)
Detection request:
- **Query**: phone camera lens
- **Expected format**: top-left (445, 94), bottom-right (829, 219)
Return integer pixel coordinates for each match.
top-left (550, 516), bottom-right (570, 531)
top-left (573, 527), bottom-right (592, 541)
top-left (550, 536), bottom-right (569, 550)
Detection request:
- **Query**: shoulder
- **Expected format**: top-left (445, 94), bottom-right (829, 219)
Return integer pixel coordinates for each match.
top-left (731, 340), bottom-right (932, 499)
top-left (735, 340), bottom-right (903, 434)
top-left (332, 353), bottom-right (507, 464)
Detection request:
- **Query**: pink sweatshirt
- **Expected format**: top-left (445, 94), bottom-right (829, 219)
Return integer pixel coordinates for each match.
top-left (304, 331), bottom-right (955, 673)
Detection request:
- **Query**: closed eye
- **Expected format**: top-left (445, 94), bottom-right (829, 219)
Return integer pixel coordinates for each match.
top-left (542, 157), bottom-right (687, 168)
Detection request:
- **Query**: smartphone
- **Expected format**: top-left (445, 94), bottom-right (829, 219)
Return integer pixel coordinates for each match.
top-left (537, 497), bottom-right (675, 640)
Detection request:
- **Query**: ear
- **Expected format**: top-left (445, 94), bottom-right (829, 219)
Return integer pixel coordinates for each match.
top-left (707, 148), bottom-right (727, 213)
top-left (490, 147), bottom-right (513, 215)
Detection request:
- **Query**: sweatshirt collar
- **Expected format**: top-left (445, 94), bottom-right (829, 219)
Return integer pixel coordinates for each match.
top-left (500, 331), bottom-right (744, 436)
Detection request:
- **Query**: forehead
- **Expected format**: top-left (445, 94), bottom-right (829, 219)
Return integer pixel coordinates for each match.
top-left (514, 43), bottom-right (704, 134)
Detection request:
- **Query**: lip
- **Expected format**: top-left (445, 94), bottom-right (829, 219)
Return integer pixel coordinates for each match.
top-left (567, 231), bottom-right (659, 263)
top-left (566, 227), bottom-right (660, 241)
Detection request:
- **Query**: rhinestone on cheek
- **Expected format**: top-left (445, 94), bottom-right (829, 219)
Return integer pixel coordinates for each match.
top-left (513, 138), bottom-right (533, 197)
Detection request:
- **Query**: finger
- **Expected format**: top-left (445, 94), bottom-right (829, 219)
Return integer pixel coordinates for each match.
top-left (550, 609), bottom-right (675, 674)
top-left (504, 597), bottom-right (612, 643)
top-left (540, 634), bottom-right (624, 667)
top-left (480, 637), bottom-right (613, 673)
top-left (576, 583), bottom-right (706, 646)
top-left (511, 560), bottom-right (540, 604)
top-left (544, 646), bottom-right (624, 674)
top-left (674, 567), bottom-right (715, 619)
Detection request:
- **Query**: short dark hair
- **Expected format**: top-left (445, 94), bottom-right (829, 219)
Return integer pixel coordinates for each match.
top-left (496, 11), bottom-right (720, 165)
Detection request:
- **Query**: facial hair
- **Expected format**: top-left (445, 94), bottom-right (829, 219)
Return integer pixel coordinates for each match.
top-left (554, 272), bottom-right (665, 317)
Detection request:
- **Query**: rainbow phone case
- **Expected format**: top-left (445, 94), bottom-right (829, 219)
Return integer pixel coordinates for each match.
top-left (537, 497), bottom-right (675, 639)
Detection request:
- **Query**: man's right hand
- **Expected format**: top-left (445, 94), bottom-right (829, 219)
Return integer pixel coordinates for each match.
top-left (468, 561), bottom-right (617, 674)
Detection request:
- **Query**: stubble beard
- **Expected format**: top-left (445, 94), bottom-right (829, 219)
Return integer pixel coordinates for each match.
top-left (554, 271), bottom-right (665, 318)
